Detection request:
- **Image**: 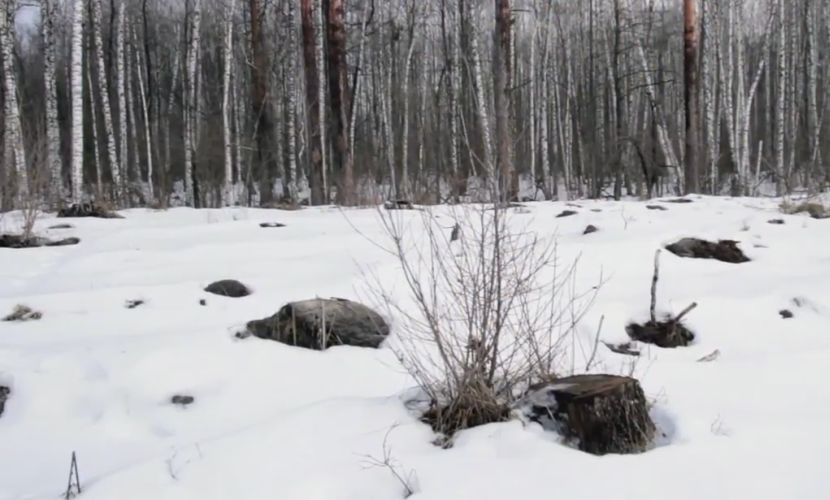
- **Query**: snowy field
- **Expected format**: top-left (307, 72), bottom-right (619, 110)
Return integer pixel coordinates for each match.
top-left (1, 197), bottom-right (829, 500)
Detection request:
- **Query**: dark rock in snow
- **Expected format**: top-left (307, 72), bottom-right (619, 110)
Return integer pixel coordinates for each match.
top-left (779, 309), bottom-right (794, 319)
top-left (171, 395), bottom-right (195, 406)
top-left (48, 223), bottom-right (74, 230)
top-left (0, 234), bottom-right (80, 248)
top-left (199, 299), bottom-right (207, 306)
top-left (522, 374), bottom-right (655, 455)
top-left (626, 320), bottom-right (695, 348)
top-left (246, 298), bottom-right (389, 350)
top-left (260, 222), bottom-right (286, 228)
top-left (0, 386), bottom-right (9, 417)
top-left (57, 203), bottom-right (123, 219)
top-left (556, 210), bottom-right (578, 218)
top-left (646, 205), bottom-right (668, 211)
top-left (767, 219), bottom-right (785, 225)
top-left (665, 238), bottom-right (749, 263)
top-left (125, 299), bottom-right (145, 309)
top-left (583, 225), bottom-right (599, 235)
top-left (664, 198), bottom-right (694, 204)
top-left (204, 279), bottom-right (251, 298)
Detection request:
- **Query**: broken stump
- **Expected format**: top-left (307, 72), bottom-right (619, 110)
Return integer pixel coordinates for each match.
top-left (583, 225), bottom-right (598, 235)
top-left (523, 374), bottom-right (655, 455)
top-left (0, 386), bottom-right (8, 417)
top-left (626, 319), bottom-right (694, 348)
top-left (245, 298), bottom-right (389, 350)
top-left (556, 210), bottom-right (578, 218)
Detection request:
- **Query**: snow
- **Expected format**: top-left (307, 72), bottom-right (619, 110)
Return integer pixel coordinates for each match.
top-left (1, 197), bottom-right (829, 500)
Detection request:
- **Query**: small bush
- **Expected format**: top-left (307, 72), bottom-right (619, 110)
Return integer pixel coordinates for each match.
top-left (3, 304), bottom-right (43, 322)
top-left (780, 199), bottom-right (830, 219)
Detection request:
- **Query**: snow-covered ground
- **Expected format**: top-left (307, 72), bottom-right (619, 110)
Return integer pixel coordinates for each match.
top-left (1, 197), bottom-right (829, 500)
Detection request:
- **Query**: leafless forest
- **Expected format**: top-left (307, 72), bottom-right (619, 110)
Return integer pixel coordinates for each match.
top-left (0, 0), bottom-right (828, 209)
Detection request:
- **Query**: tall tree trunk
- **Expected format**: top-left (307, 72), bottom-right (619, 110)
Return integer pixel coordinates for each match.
top-left (285, 0), bottom-right (299, 203)
top-left (70, 0), bottom-right (86, 203)
top-left (493, 0), bottom-right (515, 201)
top-left (116, 2), bottom-right (127, 198)
top-left (249, 0), bottom-right (276, 205)
top-left (683, 0), bottom-right (700, 193)
top-left (301, 0), bottom-right (325, 204)
top-left (2, 0), bottom-right (27, 202)
top-left (222, 0), bottom-right (236, 206)
top-left (774, 0), bottom-right (786, 194)
top-left (134, 27), bottom-right (153, 202)
top-left (41, 0), bottom-right (62, 203)
top-left (325, 0), bottom-right (354, 204)
top-left (91, 0), bottom-right (122, 203)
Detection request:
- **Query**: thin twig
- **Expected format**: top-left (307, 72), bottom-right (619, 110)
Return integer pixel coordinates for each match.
top-left (650, 249), bottom-right (660, 323)
top-left (674, 302), bottom-right (698, 323)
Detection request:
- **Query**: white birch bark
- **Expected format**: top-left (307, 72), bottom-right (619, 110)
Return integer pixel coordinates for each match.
top-left (400, 28), bottom-right (417, 199)
top-left (134, 27), bottom-right (153, 201)
top-left (91, 0), bottom-right (121, 203)
top-left (116, 2), bottom-right (127, 196)
top-left (222, 0), bottom-right (236, 205)
top-left (285, 0), bottom-right (299, 202)
top-left (2, 0), bottom-right (27, 201)
top-left (70, 0), bottom-right (85, 203)
top-left (86, 57), bottom-right (102, 198)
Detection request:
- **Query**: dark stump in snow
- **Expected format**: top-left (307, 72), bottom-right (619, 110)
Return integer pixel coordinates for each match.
top-left (603, 341), bottom-right (640, 356)
top-left (626, 319), bottom-right (694, 348)
top-left (0, 234), bottom-right (80, 248)
top-left (48, 223), bottom-right (74, 230)
top-left (646, 205), bottom-right (667, 211)
top-left (523, 375), bottom-right (655, 455)
top-left (171, 395), bottom-right (195, 406)
top-left (664, 198), bottom-right (694, 204)
top-left (246, 298), bottom-right (389, 350)
top-left (125, 299), bottom-right (145, 309)
top-left (204, 279), bottom-right (251, 298)
top-left (384, 200), bottom-right (415, 210)
top-left (767, 219), bottom-right (785, 225)
top-left (260, 222), bottom-right (286, 228)
top-left (3, 305), bottom-right (42, 322)
top-left (665, 238), bottom-right (749, 263)
top-left (57, 203), bottom-right (123, 219)
top-left (0, 386), bottom-right (8, 417)
top-left (556, 210), bottom-right (578, 218)
top-left (583, 225), bottom-right (599, 235)
top-left (779, 309), bottom-right (794, 319)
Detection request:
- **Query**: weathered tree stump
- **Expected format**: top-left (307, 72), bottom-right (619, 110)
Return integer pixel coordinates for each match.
top-left (646, 205), bottom-right (668, 211)
top-left (204, 279), bottom-right (251, 298)
top-left (523, 375), bottom-right (655, 455)
top-left (626, 319), bottom-right (695, 348)
top-left (0, 386), bottom-right (9, 417)
top-left (260, 222), bottom-right (286, 228)
top-left (665, 238), bottom-right (749, 263)
top-left (583, 225), bottom-right (598, 235)
top-left (556, 210), bottom-right (578, 218)
top-left (246, 298), bottom-right (389, 349)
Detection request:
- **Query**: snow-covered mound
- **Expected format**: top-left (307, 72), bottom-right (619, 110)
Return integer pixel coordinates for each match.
top-left (1, 197), bottom-right (829, 499)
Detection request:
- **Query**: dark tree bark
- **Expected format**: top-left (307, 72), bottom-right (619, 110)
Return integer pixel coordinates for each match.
top-left (324, 0), bottom-right (354, 205)
top-left (301, 0), bottom-right (325, 205)
top-left (249, 0), bottom-right (277, 205)
top-left (683, 0), bottom-right (701, 193)
top-left (493, 0), bottom-right (515, 201)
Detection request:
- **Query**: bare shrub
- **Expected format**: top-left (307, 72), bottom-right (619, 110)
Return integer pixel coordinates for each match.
top-left (371, 202), bottom-right (601, 438)
top-left (3, 304), bottom-right (43, 322)
top-left (362, 426), bottom-right (419, 498)
top-left (780, 198), bottom-right (830, 219)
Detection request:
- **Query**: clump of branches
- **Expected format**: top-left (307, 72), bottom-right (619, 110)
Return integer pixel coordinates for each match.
top-left (372, 202), bottom-right (601, 439)
top-left (362, 426), bottom-right (419, 498)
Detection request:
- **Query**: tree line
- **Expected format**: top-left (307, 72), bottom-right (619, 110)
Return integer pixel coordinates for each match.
top-left (0, 0), bottom-right (827, 210)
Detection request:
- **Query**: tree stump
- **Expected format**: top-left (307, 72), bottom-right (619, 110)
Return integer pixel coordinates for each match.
top-left (0, 386), bottom-right (9, 417)
top-left (246, 298), bottom-right (389, 350)
top-left (524, 375), bottom-right (655, 455)
top-left (626, 319), bottom-right (695, 348)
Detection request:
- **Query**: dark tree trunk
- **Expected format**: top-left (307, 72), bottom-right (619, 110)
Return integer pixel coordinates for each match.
top-left (683, 0), bottom-right (701, 193)
top-left (301, 0), bottom-right (325, 205)
top-left (249, 0), bottom-right (277, 205)
top-left (324, 0), bottom-right (354, 205)
top-left (493, 0), bottom-right (515, 201)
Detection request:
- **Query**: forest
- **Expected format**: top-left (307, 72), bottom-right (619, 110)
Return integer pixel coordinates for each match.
top-left (0, 0), bottom-right (828, 209)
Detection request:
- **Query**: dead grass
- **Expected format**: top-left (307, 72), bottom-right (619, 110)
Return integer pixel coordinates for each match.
top-left (780, 199), bottom-right (830, 219)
